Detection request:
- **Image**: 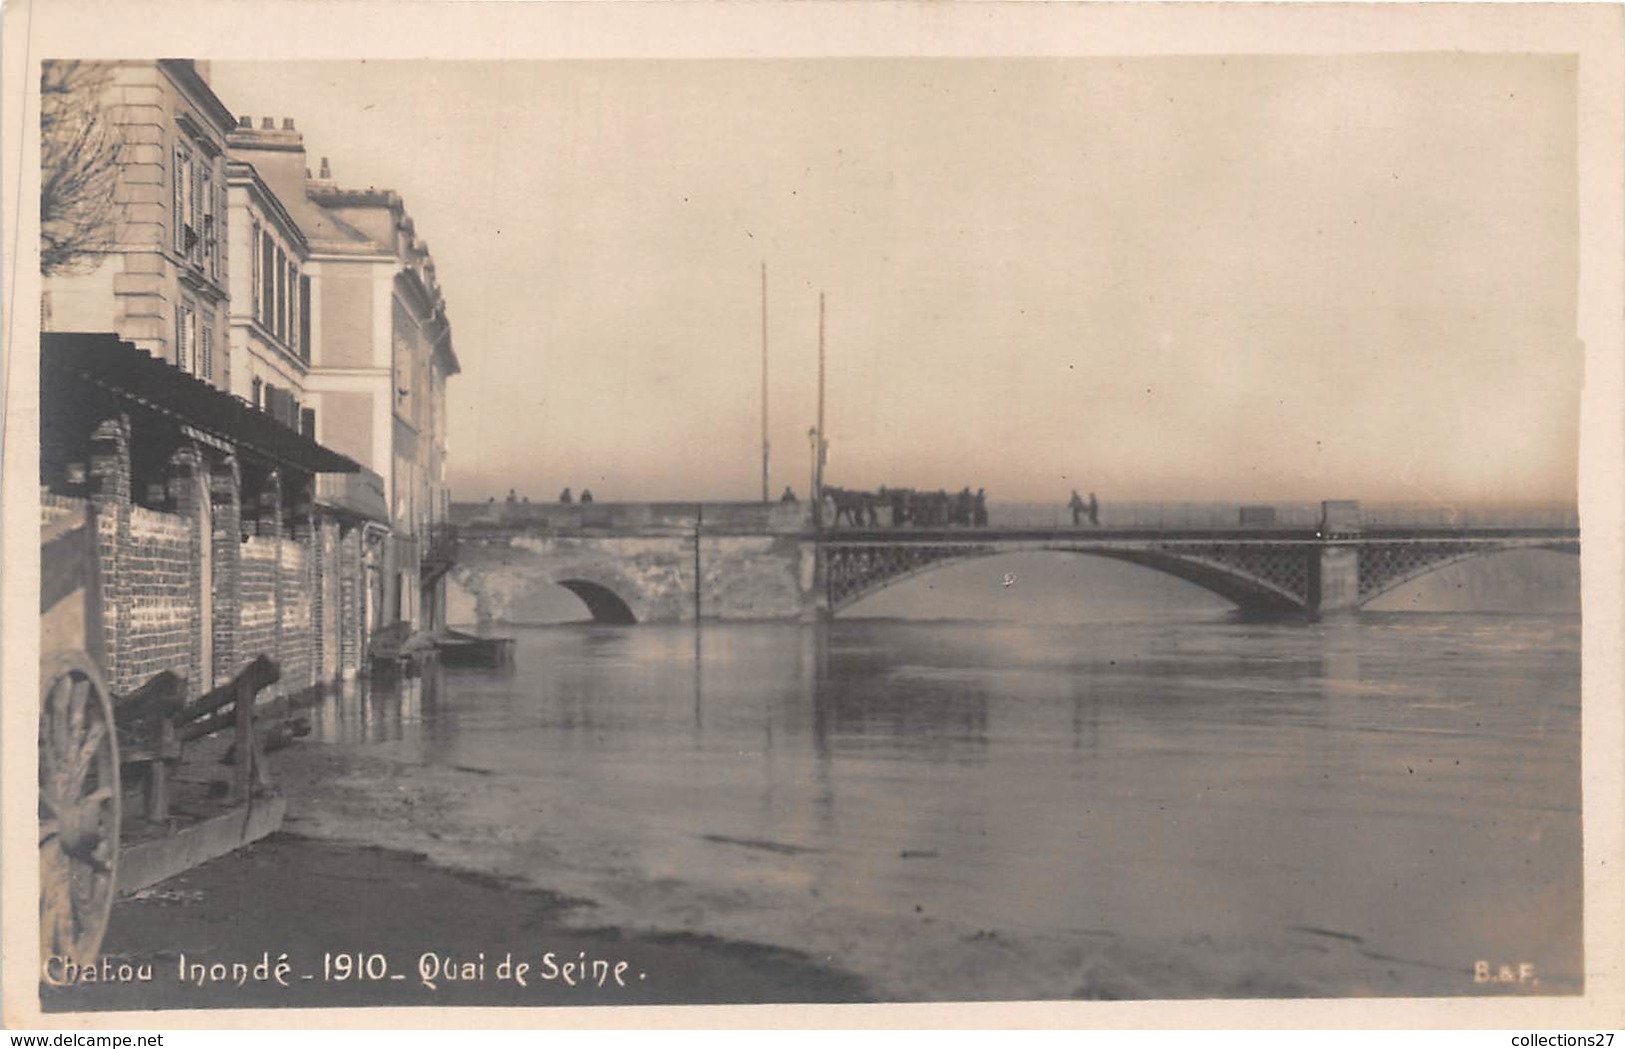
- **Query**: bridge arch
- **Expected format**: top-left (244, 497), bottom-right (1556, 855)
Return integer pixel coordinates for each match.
top-left (556, 578), bottom-right (639, 624)
top-left (826, 539), bottom-right (1580, 617)
top-left (826, 544), bottom-right (1310, 616)
top-left (1357, 540), bottom-right (1579, 607)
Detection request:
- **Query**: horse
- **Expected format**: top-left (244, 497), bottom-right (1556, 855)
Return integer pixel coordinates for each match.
top-left (822, 485), bottom-right (870, 527)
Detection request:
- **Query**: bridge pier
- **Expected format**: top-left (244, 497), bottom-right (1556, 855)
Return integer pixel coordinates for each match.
top-left (1312, 546), bottom-right (1361, 614)
top-left (1309, 500), bottom-right (1364, 615)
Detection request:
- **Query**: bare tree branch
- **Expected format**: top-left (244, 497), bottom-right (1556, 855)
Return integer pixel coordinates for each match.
top-left (41, 61), bottom-right (123, 277)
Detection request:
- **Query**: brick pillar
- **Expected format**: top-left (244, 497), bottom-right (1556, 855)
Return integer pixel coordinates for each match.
top-left (316, 517), bottom-right (343, 684)
top-left (166, 444), bottom-right (205, 701)
top-left (338, 522), bottom-right (360, 677)
top-left (259, 471), bottom-right (284, 691)
top-left (255, 470), bottom-right (283, 539)
top-left (289, 476), bottom-right (316, 694)
top-left (311, 514), bottom-right (328, 685)
top-left (209, 457), bottom-right (242, 685)
top-left (87, 414), bottom-right (132, 692)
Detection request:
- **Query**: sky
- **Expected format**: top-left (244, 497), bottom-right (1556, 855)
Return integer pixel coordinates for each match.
top-left (210, 55), bottom-right (1580, 506)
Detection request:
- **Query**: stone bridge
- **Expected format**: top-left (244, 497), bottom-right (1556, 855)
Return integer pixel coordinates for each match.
top-left (445, 500), bottom-right (1579, 624)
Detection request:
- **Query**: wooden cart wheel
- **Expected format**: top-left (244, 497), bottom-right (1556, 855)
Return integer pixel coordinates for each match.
top-left (39, 651), bottom-right (120, 967)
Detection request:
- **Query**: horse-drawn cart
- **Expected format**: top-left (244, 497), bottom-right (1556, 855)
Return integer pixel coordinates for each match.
top-left (40, 498), bottom-right (285, 966)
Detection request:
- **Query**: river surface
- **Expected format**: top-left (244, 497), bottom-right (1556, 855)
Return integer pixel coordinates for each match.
top-left (295, 553), bottom-right (1582, 1002)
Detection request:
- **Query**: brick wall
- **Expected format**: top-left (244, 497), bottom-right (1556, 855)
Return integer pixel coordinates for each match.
top-left (116, 506), bottom-right (196, 694)
top-left (50, 412), bottom-right (378, 701)
top-left (339, 525), bottom-right (362, 676)
top-left (239, 536), bottom-right (279, 670)
top-left (209, 461), bottom-right (241, 686)
top-left (314, 519), bottom-right (340, 681)
top-left (279, 537), bottom-right (312, 691)
top-left (40, 491), bottom-right (84, 531)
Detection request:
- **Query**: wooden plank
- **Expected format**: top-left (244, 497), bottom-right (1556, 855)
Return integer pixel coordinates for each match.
top-left (175, 655), bottom-right (279, 725)
top-left (39, 523), bottom-right (89, 613)
top-left (115, 795), bottom-right (286, 894)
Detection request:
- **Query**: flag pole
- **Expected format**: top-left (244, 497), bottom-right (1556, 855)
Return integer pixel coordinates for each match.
top-left (760, 261), bottom-right (769, 503)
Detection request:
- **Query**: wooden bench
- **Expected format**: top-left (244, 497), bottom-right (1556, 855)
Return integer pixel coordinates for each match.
top-left (114, 655), bottom-right (282, 821)
top-left (113, 670), bottom-right (186, 822)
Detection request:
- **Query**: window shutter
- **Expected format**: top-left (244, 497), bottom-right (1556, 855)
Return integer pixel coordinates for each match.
top-left (206, 171), bottom-right (219, 279)
top-left (261, 237), bottom-right (275, 327)
top-left (175, 306), bottom-right (186, 370)
top-left (189, 159), bottom-right (202, 265)
top-left (300, 275), bottom-right (312, 362)
top-left (201, 325), bottom-right (213, 380)
top-left (287, 261), bottom-right (297, 349)
top-left (274, 247), bottom-right (286, 339)
top-left (250, 225), bottom-right (260, 317)
top-left (173, 148), bottom-right (186, 254)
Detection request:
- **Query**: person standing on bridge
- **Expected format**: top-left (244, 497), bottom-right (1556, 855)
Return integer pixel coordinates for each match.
top-left (1088, 491), bottom-right (1100, 527)
top-left (1069, 489), bottom-right (1086, 526)
top-left (559, 487), bottom-right (573, 504)
top-left (781, 485), bottom-right (798, 503)
top-left (580, 489), bottom-right (594, 503)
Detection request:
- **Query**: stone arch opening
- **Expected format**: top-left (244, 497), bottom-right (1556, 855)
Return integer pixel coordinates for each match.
top-left (557, 579), bottom-right (638, 624)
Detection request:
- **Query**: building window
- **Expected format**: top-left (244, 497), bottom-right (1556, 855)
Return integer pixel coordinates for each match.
top-left (286, 260), bottom-right (298, 352)
top-left (261, 236), bottom-right (275, 329)
top-left (299, 275), bottom-right (312, 362)
top-left (201, 165), bottom-right (217, 277)
top-left (187, 154), bottom-right (204, 267)
top-left (252, 377), bottom-right (262, 410)
top-left (174, 304), bottom-right (188, 371)
top-left (173, 145), bottom-right (193, 257)
top-left (274, 246), bottom-right (286, 340)
top-left (250, 222), bottom-right (261, 318)
top-left (174, 302), bottom-right (199, 375)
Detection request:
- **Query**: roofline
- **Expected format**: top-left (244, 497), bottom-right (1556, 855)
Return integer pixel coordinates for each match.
top-left (225, 161), bottom-right (310, 255)
top-left (42, 332), bottom-right (363, 476)
top-left (158, 60), bottom-right (237, 136)
top-left (433, 334), bottom-right (461, 377)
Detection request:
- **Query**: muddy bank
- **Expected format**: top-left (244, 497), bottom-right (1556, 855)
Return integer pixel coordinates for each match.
top-left (42, 834), bottom-right (871, 1012)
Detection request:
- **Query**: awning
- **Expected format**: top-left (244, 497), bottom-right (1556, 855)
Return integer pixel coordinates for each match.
top-left (42, 332), bottom-right (362, 475)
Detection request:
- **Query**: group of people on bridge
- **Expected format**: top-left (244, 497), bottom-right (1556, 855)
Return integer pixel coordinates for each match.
top-left (778, 484), bottom-right (1102, 529)
top-left (492, 487), bottom-right (597, 505)
top-left (809, 485), bottom-right (991, 529)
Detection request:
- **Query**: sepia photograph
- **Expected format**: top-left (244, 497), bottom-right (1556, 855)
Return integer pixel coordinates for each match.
top-left (3, 0), bottom-right (1622, 1031)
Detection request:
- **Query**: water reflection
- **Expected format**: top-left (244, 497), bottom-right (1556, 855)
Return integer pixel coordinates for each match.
top-left (299, 612), bottom-right (1582, 998)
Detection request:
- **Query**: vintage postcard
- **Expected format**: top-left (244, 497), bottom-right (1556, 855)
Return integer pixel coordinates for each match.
top-left (2, 0), bottom-right (1622, 1031)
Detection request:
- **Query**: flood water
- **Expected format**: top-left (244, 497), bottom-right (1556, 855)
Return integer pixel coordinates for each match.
top-left (301, 553), bottom-right (1582, 1001)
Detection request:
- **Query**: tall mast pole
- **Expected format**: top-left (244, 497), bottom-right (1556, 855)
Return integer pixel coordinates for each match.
top-left (760, 261), bottom-right (769, 503)
top-left (816, 292), bottom-right (826, 517)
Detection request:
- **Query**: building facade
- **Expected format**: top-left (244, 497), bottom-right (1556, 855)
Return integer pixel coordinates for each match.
top-left (43, 60), bottom-right (235, 390)
top-left (228, 120), bottom-right (460, 636)
top-left (225, 146), bottom-right (311, 430)
top-left (37, 61), bottom-right (448, 696)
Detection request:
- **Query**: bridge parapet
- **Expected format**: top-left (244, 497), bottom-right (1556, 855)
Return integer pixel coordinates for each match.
top-left (451, 500), bottom-right (812, 536)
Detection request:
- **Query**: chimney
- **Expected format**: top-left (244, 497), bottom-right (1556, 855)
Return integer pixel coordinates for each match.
top-left (283, 118), bottom-right (296, 130)
top-left (319, 157), bottom-right (331, 179)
